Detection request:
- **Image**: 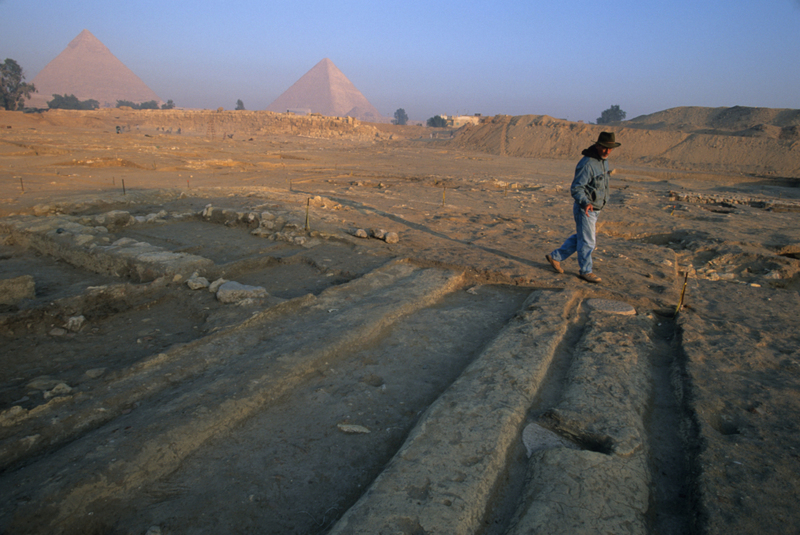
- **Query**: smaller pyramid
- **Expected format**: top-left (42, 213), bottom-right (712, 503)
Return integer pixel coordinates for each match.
top-left (28, 30), bottom-right (162, 109)
top-left (266, 58), bottom-right (383, 122)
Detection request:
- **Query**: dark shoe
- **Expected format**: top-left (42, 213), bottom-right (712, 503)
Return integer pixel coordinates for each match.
top-left (545, 254), bottom-right (564, 274)
top-left (579, 272), bottom-right (602, 283)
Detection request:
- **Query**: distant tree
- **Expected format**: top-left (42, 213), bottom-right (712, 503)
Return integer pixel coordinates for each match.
top-left (427, 115), bottom-right (447, 128)
top-left (235, 99), bottom-right (245, 111)
top-left (596, 105), bottom-right (626, 124)
top-left (161, 99), bottom-right (175, 109)
top-left (116, 99), bottom-right (159, 110)
top-left (47, 94), bottom-right (99, 110)
top-left (393, 108), bottom-right (408, 125)
top-left (0, 58), bottom-right (36, 111)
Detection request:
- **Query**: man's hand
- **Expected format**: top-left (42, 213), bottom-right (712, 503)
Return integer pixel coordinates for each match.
top-left (585, 204), bottom-right (594, 216)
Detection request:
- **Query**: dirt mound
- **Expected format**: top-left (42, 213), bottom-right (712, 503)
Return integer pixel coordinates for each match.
top-left (444, 113), bottom-right (800, 178)
top-left (0, 108), bottom-right (386, 142)
top-left (626, 105), bottom-right (800, 138)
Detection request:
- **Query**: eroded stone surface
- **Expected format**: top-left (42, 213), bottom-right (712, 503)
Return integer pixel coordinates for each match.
top-left (508, 449), bottom-right (650, 535)
top-left (328, 290), bottom-right (580, 535)
top-left (585, 298), bottom-right (636, 315)
top-left (215, 281), bottom-right (268, 303)
top-left (521, 423), bottom-right (576, 457)
top-left (0, 275), bottom-right (35, 305)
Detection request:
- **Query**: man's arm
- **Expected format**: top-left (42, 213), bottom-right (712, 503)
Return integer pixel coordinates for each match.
top-left (570, 159), bottom-right (594, 212)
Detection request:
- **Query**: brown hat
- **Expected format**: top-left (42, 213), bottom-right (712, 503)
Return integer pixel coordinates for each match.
top-left (595, 131), bottom-right (621, 148)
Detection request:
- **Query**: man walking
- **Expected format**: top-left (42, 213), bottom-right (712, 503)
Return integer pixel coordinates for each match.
top-left (545, 132), bottom-right (620, 283)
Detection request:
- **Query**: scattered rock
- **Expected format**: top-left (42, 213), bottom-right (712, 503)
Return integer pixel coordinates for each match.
top-left (65, 315), bottom-right (86, 332)
top-left (208, 278), bottom-right (228, 293)
top-left (26, 376), bottom-right (61, 391)
top-left (243, 212), bottom-right (260, 226)
top-left (85, 368), bottom-right (106, 379)
top-left (32, 204), bottom-right (52, 216)
top-left (43, 383), bottom-right (72, 399)
top-left (49, 327), bottom-right (68, 337)
top-left (384, 232), bottom-right (399, 244)
top-left (186, 276), bottom-right (210, 290)
top-left (337, 423), bottom-right (371, 434)
top-left (354, 229), bottom-right (368, 238)
top-left (371, 228), bottom-right (387, 240)
top-left (250, 227), bottom-right (272, 237)
top-left (95, 210), bottom-right (133, 228)
top-left (0, 405), bottom-right (27, 426)
top-left (216, 281), bottom-right (268, 303)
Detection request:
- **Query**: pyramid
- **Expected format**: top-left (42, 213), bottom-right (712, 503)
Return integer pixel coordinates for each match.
top-left (266, 58), bottom-right (383, 122)
top-left (28, 30), bottom-right (162, 109)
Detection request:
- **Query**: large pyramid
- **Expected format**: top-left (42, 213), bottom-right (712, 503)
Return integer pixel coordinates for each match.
top-left (28, 29), bottom-right (162, 109)
top-left (266, 58), bottom-right (384, 122)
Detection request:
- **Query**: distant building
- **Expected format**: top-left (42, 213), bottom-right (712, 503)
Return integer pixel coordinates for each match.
top-left (443, 114), bottom-right (483, 128)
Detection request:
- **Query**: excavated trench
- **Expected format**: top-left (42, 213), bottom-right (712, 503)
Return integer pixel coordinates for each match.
top-left (0, 196), bottom-right (697, 535)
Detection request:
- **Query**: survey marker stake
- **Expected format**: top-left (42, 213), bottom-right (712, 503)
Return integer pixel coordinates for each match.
top-left (674, 269), bottom-right (690, 317)
top-left (19, 177), bottom-right (24, 193)
top-left (305, 197), bottom-right (311, 232)
top-left (122, 179), bottom-right (126, 195)
top-left (442, 185), bottom-right (446, 207)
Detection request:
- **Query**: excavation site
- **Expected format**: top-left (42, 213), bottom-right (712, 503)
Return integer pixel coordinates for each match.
top-left (1, 108), bottom-right (799, 535)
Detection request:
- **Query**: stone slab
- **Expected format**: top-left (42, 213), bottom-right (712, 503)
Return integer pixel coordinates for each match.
top-left (328, 290), bottom-right (580, 535)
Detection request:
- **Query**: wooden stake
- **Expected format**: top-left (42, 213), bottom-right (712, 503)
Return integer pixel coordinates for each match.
top-left (674, 270), bottom-right (690, 317)
top-left (19, 177), bottom-right (24, 192)
top-left (122, 179), bottom-right (126, 195)
top-left (442, 185), bottom-right (446, 207)
top-left (305, 198), bottom-right (310, 231)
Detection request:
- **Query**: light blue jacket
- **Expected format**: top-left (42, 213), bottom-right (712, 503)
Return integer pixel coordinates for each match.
top-left (570, 148), bottom-right (610, 210)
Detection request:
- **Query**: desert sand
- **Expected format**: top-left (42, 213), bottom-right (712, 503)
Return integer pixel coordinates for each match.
top-left (0, 107), bottom-right (798, 534)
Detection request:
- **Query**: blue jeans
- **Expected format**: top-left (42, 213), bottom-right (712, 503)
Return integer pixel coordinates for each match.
top-left (550, 203), bottom-right (598, 275)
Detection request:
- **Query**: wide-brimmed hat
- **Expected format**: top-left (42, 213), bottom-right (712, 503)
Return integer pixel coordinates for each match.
top-left (595, 131), bottom-right (621, 148)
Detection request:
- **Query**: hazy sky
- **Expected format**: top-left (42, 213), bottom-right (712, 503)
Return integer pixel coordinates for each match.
top-left (2, 0), bottom-right (799, 122)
